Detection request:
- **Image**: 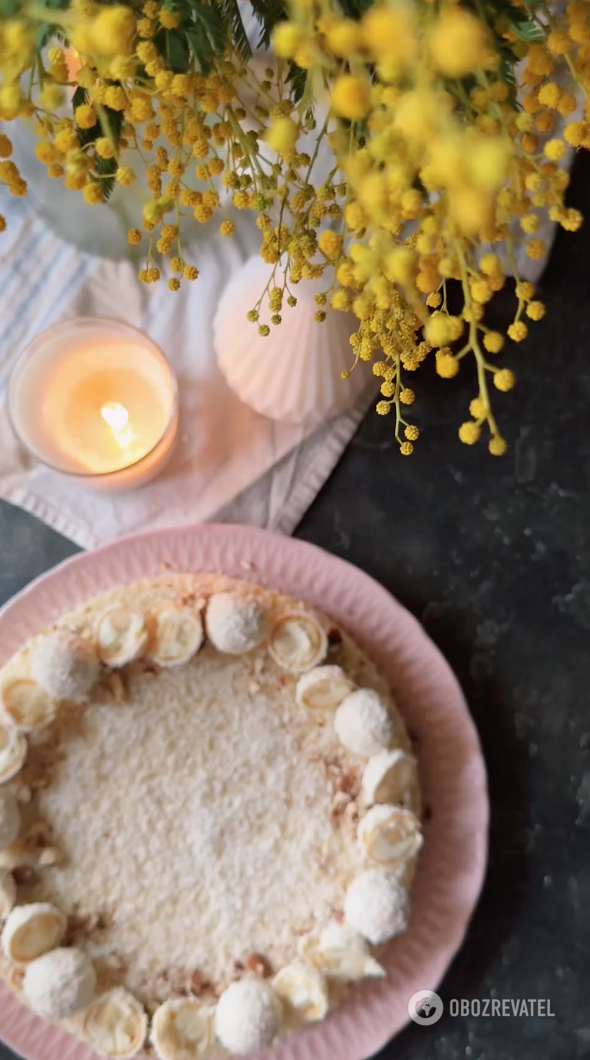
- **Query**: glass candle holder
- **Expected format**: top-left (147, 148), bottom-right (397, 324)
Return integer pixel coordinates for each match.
top-left (8, 318), bottom-right (179, 494)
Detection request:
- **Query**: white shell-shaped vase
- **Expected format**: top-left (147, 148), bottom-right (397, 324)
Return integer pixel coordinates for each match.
top-left (213, 256), bottom-right (372, 427)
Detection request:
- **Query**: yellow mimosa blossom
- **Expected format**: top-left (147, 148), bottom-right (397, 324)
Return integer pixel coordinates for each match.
top-left (0, 0), bottom-right (583, 456)
top-left (458, 421), bottom-right (481, 445)
top-left (331, 75), bottom-right (371, 121)
top-left (493, 369), bottom-right (515, 392)
top-left (89, 5), bottom-right (136, 56)
top-left (159, 8), bottom-right (180, 28)
top-left (272, 23), bottom-right (302, 58)
top-left (489, 436), bottom-right (507, 456)
top-left (323, 19), bottom-right (358, 58)
top-left (83, 182), bottom-right (104, 203)
top-left (75, 104), bottom-right (97, 129)
top-left (429, 7), bottom-right (487, 77)
top-left (361, 5), bottom-right (416, 64)
top-left (264, 117), bottom-right (298, 156)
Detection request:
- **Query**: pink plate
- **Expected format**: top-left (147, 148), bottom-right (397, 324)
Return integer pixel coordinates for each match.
top-left (0, 523), bottom-right (488, 1060)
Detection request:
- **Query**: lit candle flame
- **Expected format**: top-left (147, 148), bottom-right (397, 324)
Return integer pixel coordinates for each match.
top-left (101, 401), bottom-right (129, 432)
top-left (100, 401), bottom-right (146, 463)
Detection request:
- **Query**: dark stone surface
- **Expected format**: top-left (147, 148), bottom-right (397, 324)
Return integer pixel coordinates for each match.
top-left (2, 154), bottom-right (590, 1060)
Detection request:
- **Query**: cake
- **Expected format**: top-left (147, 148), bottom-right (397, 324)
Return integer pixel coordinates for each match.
top-left (0, 573), bottom-right (422, 1058)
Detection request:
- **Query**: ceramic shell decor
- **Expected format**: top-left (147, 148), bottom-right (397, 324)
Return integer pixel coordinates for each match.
top-left (213, 256), bottom-right (372, 426)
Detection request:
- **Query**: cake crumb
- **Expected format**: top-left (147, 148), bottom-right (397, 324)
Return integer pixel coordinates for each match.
top-left (245, 953), bottom-right (273, 978)
top-left (107, 673), bottom-right (126, 703)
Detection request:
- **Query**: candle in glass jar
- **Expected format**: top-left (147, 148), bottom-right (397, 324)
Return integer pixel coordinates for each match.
top-left (8, 318), bottom-right (178, 493)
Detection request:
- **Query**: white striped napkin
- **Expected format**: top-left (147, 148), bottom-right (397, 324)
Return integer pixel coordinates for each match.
top-left (0, 190), bottom-right (374, 549)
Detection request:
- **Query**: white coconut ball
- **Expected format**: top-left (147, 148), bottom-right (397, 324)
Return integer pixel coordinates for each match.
top-left (31, 631), bottom-right (100, 702)
top-left (215, 978), bottom-right (281, 1055)
top-left (0, 791), bottom-right (20, 850)
top-left (344, 869), bottom-right (409, 945)
top-left (319, 921), bottom-right (369, 955)
top-left (361, 748), bottom-right (417, 806)
top-left (206, 594), bottom-right (268, 655)
top-left (2, 903), bottom-right (67, 963)
top-left (334, 689), bottom-right (394, 757)
top-left (295, 665), bottom-right (354, 710)
top-left (23, 947), bottom-right (96, 1019)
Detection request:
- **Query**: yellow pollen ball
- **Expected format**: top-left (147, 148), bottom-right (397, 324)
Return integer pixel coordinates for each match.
top-left (436, 352), bottom-right (459, 378)
top-left (90, 5), bottom-right (136, 57)
top-left (264, 117), bottom-right (298, 157)
top-left (344, 202), bottom-right (367, 231)
top-left (526, 300), bottom-right (546, 320)
top-left (545, 138), bottom-right (566, 160)
top-left (458, 421), bottom-right (481, 445)
top-left (480, 253), bottom-right (500, 276)
top-left (515, 281), bottom-right (535, 300)
top-left (55, 129), bottom-right (78, 153)
top-left (429, 313), bottom-right (459, 347)
top-left (467, 138), bottom-right (511, 191)
top-left (471, 279), bottom-right (492, 304)
top-left (401, 188), bottom-right (422, 218)
top-left (489, 436), bottom-right (507, 456)
top-left (557, 91), bottom-right (577, 116)
top-left (318, 230), bottom-right (342, 258)
top-left (384, 247), bottom-right (416, 284)
top-left (331, 75), bottom-right (371, 122)
top-left (35, 142), bottom-right (56, 164)
top-left (526, 240), bottom-right (546, 260)
top-left (361, 6), bottom-right (416, 63)
top-left (105, 86), bottom-right (127, 110)
top-left (95, 137), bottom-right (115, 159)
top-left (159, 8), bottom-right (180, 28)
top-left (75, 104), bottom-right (97, 130)
top-left (507, 321), bottom-right (528, 342)
top-left (272, 23), bottom-right (302, 59)
top-left (449, 187), bottom-right (491, 236)
top-left (429, 8), bottom-right (487, 77)
top-left (494, 369), bottom-right (515, 392)
top-left (547, 29), bottom-right (571, 55)
top-left (39, 85), bottom-right (64, 110)
top-left (116, 166), bottom-right (136, 186)
top-left (520, 213), bottom-right (539, 234)
top-left (538, 82), bottom-right (561, 109)
top-left (83, 182), bottom-right (104, 204)
top-left (324, 19), bottom-right (358, 58)
top-left (483, 331), bottom-right (504, 353)
top-left (565, 122), bottom-right (587, 146)
top-left (469, 397), bottom-right (487, 420)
